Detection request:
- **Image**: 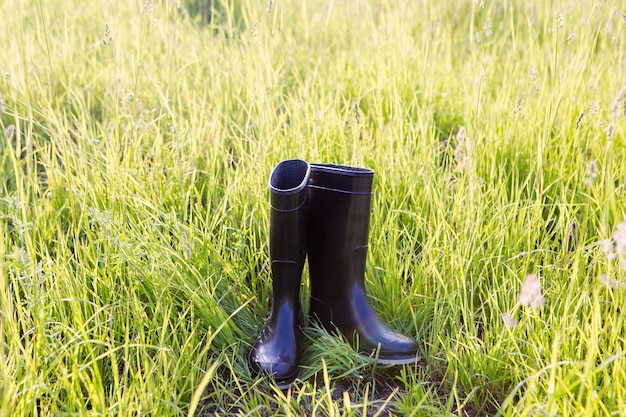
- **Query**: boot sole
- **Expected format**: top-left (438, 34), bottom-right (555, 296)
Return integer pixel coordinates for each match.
top-left (252, 370), bottom-right (299, 390)
top-left (269, 370), bottom-right (299, 390)
top-left (275, 378), bottom-right (297, 390)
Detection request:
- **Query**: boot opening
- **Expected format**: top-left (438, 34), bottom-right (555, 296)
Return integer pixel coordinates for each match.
top-left (310, 163), bottom-right (374, 177)
top-left (309, 163), bottom-right (373, 194)
top-left (270, 159), bottom-right (310, 193)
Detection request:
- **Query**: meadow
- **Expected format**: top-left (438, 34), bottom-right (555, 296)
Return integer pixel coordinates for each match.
top-left (1, 0), bottom-right (625, 415)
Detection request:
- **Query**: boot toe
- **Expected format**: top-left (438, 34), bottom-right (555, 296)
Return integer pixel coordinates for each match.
top-left (249, 345), bottom-right (299, 387)
top-left (375, 338), bottom-right (419, 364)
top-left (356, 328), bottom-right (420, 364)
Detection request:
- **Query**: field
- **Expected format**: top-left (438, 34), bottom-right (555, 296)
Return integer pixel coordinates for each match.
top-left (1, 0), bottom-right (625, 415)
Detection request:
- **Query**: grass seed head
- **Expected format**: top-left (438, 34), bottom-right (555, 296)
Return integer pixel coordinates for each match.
top-left (140, 0), bottom-right (153, 16)
top-left (576, 112), bottom-right (584, 129)
top-left (556, 9), bottom-right (564, 29)
top-left (454, 127), bottom-right (472, 171)
top-left (613, 219), bottom-right (626, 256)
top-left (610, 86), bottom-right (626, 119)
top-left (583, 159), bottom-right (598, 187)
top-left (102, 23), bottom-right (112, 45)
top-left (4, 125), bottom-right (14, 142)
top-left (484, 18), bottom-right (492, 37)
top-left (501, 313), bottom-right (516, 329)
top-left (518, 274), bottom-right (545, 309)
top-left (601, 239), bottom-right (617, 260)
top-left (599, 274), bottom-right (625, 289)
top-left (606, 122), bottom-right (614, 140)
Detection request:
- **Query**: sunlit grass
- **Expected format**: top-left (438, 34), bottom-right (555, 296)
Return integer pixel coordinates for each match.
top-left (1, 0), bottom-right (625, 415)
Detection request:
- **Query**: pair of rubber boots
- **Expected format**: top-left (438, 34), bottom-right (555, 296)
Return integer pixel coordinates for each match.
top-left (249, 160), bottom-right (419, 388)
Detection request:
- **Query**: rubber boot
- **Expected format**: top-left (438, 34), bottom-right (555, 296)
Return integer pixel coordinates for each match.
top-left (307, 163), bottom-right (419, 364)
top-left (249, 159), bottom-right (310, 388)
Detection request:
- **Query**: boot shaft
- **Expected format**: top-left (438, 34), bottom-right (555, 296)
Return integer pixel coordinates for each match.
top-left (307, 164), bottom-right (376, 331)
top-left (308, 164), bottom-right (374, 293)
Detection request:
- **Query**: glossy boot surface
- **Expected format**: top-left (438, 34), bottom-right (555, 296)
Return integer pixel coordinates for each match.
top-left (249, 159), bottom-right (310, 388)
top-left (307, 164), bottom-right (419, 364)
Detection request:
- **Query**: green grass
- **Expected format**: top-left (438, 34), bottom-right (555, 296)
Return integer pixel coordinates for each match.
top-left (1, 0), bottom-right (625, 415)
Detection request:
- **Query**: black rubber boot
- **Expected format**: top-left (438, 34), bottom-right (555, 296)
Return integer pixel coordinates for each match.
top-left (307, 164), bottom-right (419, 364)
top-left (249, 159), bottom-right (310, 388)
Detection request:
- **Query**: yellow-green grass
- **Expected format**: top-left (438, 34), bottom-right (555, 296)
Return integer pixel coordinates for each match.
top-left (1, 0), bottom-right (625, 415)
